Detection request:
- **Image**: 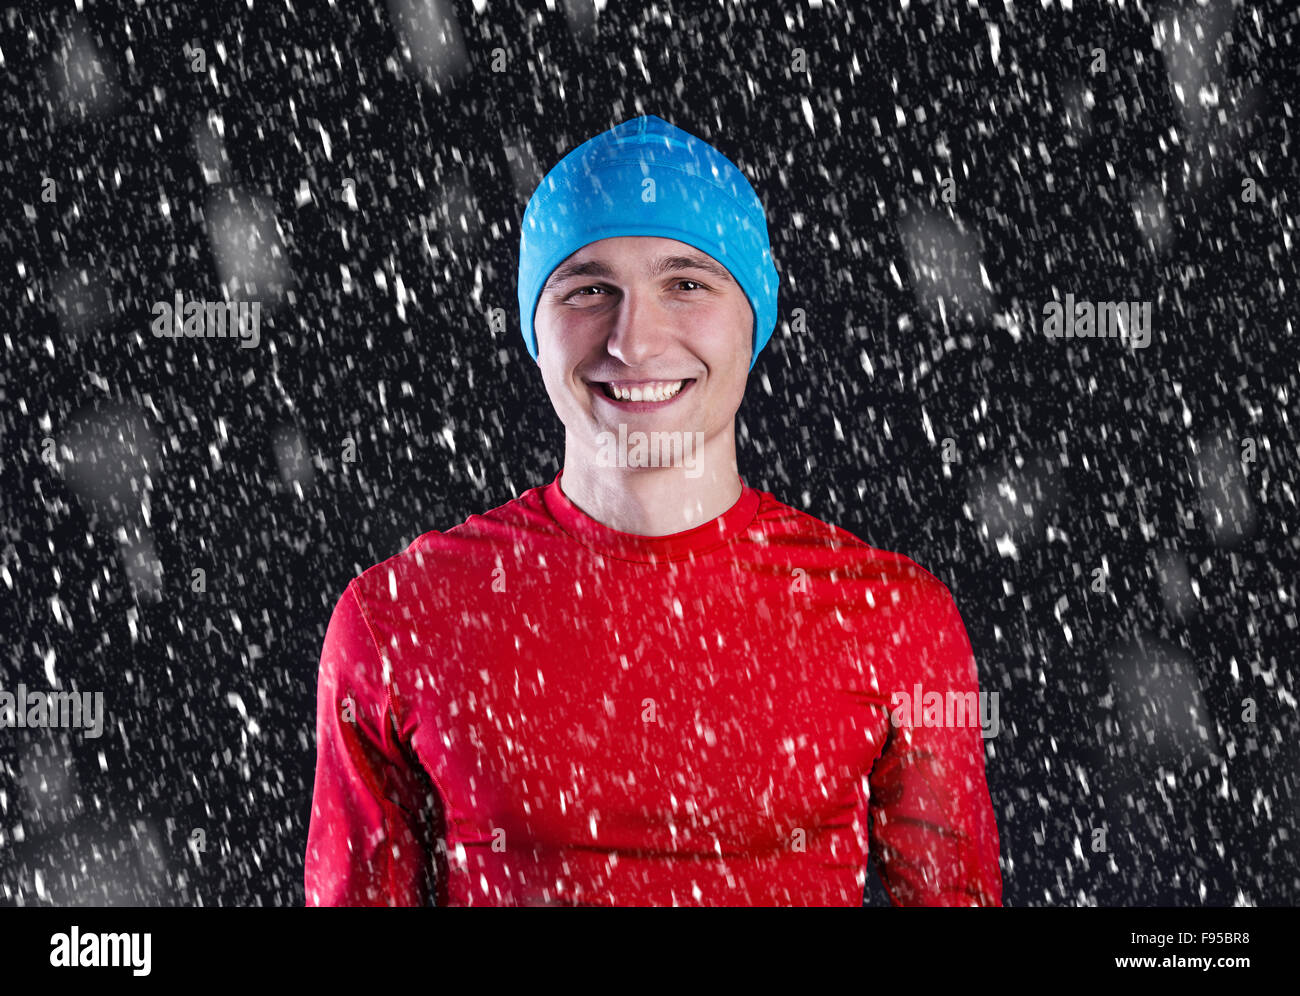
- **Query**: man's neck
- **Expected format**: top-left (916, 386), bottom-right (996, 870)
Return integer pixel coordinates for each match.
top-left (557, 430), bottom-right (743, 537)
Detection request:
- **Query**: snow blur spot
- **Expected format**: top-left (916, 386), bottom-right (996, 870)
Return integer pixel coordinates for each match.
top-left (1106, 638), bottom-right (1217, 767)
top-left (388, 0), bottom-right (470, 92)
top-left (437, 167), bottom-right (483, 242)
top-left (1060, 79), bottom-right (1095, 142)
top-left (50, 15), bottom-right (120, 118)
top-left (1153, 549), bottom-right (1197, 621)
top-left (20, 742), bottom-right (82, 826)
top-left (505, 138), bottom-right (544, 207)
top-left (1132, 184), bottom-right (1173, 257)
top-left (192, 114), bottom-right (233, 186)
top-left (562, 0), bottom-right (604, 41)
top-left (121, 531), bottom-right (164, 601)
top-left (899, 209), bottom-right (992, 330)
top-left (272, 424), bottom-right (315, 495)
top-left (52, 266), bottom-right (112, 338)
top-left (23, 819), bottom-right (168, 906)
top-left (1154, 2), bottom-right (1230, 135)
top-left (57, 406), bottom-right (161, 523)
top-left (1193, 430), bottom-right (1257, 547)
top-left (204, 189), bottom-right (290, 299)
top-left (968, 455), bottom-right (1064, 558)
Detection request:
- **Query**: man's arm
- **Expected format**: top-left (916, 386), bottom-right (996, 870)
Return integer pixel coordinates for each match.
top-left (868, 583), bottom-right (1003, 906)
top-left (304, 581), bottom-right (437, 906)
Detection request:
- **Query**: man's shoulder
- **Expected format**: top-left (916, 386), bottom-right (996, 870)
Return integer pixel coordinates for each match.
top-left (748, 487), bottom-right (963, 629)
top-left (751, 488), bottom-right (950, 587)
top-left (348, 482), bottom-right (554, 605)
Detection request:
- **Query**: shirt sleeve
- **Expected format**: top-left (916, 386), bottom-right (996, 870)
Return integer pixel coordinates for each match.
top-left (868, 584), bottom-right (1003, 906)
top-left (304, 580), bottom-right (438, 906)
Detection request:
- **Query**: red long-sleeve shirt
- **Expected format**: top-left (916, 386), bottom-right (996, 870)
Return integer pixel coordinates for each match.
top-left (304, 470), bottom-right (1002, 906)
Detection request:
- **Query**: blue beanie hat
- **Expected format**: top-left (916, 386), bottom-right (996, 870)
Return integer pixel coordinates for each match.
top-left (518, 114), bottom-right (780, 372)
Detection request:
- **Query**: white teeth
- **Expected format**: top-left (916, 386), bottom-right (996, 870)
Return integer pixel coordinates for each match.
top-left (607, 380), bottom-right (685, 402)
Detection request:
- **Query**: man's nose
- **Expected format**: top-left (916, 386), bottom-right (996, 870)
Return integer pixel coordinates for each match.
top-left (604, 288), bottom-right (671, 366)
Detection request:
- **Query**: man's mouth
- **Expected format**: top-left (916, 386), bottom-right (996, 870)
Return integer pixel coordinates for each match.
top-left (592, 379), bottom-right (695, 403)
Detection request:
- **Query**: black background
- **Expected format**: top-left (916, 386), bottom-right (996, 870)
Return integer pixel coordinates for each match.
top-left (1, 0), bottom-right (1297, 906)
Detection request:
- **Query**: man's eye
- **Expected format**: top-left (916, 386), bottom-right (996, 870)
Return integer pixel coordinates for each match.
top-left (565, 281), bottom-right (703, 300)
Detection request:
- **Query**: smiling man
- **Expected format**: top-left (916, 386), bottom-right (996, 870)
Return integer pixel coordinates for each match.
top-left (305, 114), bottom-right (1003, 906)
top-left (537, 235), bottom-right (750, 529)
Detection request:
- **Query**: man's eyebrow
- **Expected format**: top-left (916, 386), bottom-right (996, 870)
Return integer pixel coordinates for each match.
top-left (545, 258), bottom-right (616, 288)
top-left (651, 254), bottom-right (734, 283)
top-left (544, 253), bottom-right (734, 290)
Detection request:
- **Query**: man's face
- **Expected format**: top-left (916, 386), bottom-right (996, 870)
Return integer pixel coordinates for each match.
top-left (533, 236), bottom-right (752, 456)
